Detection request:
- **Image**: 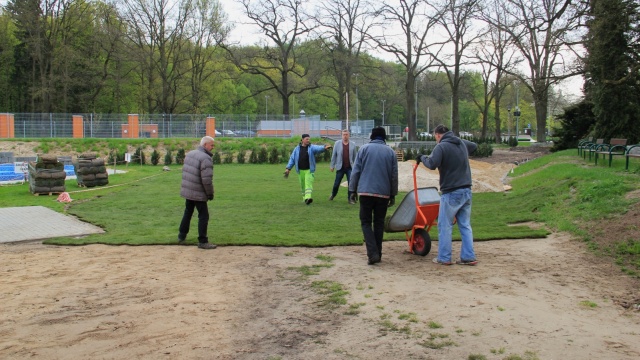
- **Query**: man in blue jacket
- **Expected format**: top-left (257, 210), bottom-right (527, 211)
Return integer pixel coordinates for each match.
top-left (285, 134), bottom-right (331, 205)
top-left (416, 124), bottom-right (478, 265)
top-left (329, 129), bottom-right (357, 204)
top-left (349, 127), bottom-right (398, 265)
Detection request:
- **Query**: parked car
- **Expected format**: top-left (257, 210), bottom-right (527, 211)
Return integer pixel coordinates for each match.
top-left (215, 130), bottom-right (222, 136)
top-left (419, 132), bottom-right (434, 139)
top-left (459, 131), bottom-right (473, 137)
top-left (235, 130), bottom-right (256, 137)
top-left (220, 130), bottom-right (236, 136)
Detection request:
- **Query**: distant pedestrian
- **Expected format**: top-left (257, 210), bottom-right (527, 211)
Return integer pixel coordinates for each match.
top-left (329, 129), bottom-right (357, 204)
top-left (349, 127), bottom-right (398, 265)
top-left (416, 124), bottom-right (478, 265)
top-left (285, 134), bottom-right (332, 205)
top-left (178, 136), bottom-right (217, 249)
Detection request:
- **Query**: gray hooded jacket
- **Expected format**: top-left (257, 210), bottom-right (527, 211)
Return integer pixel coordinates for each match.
top-left (420, 131), bottom-right (477, 194)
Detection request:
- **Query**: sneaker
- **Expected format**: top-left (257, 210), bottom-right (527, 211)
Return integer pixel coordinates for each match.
top-left (367, 256), bottom-right (381, 265)
top-left (456, 259), bottom-right (478, 266)
top-left (198, 243), bottom-right (217, 249)
top-left (348, 199), bottom-right (356, 205)
top-left (329, 195), bottom-right (335, 201)
top-left (432, 257), bottom-right (453, 265)
top-left (177, 237), bottom-right (186, 245)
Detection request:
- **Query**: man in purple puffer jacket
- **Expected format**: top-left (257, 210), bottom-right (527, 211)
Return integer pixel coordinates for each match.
top-left (178, 136), bottom-right (216, 249)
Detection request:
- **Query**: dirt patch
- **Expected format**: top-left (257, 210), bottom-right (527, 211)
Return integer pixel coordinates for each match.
top-left (1, 234), bottom-right (639, 359)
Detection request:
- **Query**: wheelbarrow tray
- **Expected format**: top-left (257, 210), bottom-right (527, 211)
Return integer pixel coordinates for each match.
top-left (384, 186), bottom-right (440, 233)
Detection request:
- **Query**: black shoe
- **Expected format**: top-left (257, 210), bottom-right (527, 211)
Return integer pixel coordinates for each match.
top-left (198, 242), bottom-right (217, 249)
top-left (329, 195), bottom-right (334, 201)
top-left (305, 198), bottom-right (313, 205)
top-left (367, 256), bottom-right (381, 265)
top-left (177, 237), bottom-right (186, 245)
top-left (349, 199), bottom-right (356, 205)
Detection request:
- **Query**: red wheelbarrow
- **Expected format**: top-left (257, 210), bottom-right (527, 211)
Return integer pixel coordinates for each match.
top-left (384, 163), bottom-right (440, 256)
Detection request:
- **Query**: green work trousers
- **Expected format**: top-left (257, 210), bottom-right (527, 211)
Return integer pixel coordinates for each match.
top-left (297, 169), bottom-right (315, 201)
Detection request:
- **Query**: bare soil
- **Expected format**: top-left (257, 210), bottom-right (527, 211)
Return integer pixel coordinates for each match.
top-left (1, 142), bottom-right (640, 359)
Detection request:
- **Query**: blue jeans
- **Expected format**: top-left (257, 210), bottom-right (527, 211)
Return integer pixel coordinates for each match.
top-left (436, 187), bottom-right (475, 262)
top-left (331, 167), bottom-right (352, 199)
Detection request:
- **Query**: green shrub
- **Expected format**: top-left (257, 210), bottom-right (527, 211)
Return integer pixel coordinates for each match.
top-left (151, 149), bottom-right (160, 165)
top-left (280, 146), bottom-right (290, 163)
top-left (223, 152), bottom-right (233, 164)
top-left (212, 152), bottom-right (221, 164)
top-left (108, 148), bottom-right (125, 165)
top-left (249, 148), bottom-right (259, 164)
top-left (176, 148), bottom-right (186, 164)
top-left (474, 143), bottom-right (494, 158)
top-left (164, 149), bottom-right (173, 165)
top-left (404, 148), bottom-right (414, 160)
top-left (237, 150), bottom-right (246, 164)
top-left (268, 147), bottom-right (279, 164)
top-left (508, 136), bottom-right (518, 147)
top-left (132, 147), bottom-right (146, 165)
top-left (258, 147), bottom-right (268, 163)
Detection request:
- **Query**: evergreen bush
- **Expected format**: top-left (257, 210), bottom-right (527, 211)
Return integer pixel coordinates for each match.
top-left (237, 150), bottom-right (246, 164)
top-left (474, 143), bottom-right (494, 158)
top-left (132, 147), bottom-right (146, 165)
top-left (268, 147), bottom-right (279, 164)
top-left (212, 152), bottom-right (221, 164)
top-left (223, 152), bottom-right (233, 164)
top-left (258, 147), bottom-right (268, 163)
top-left (164, 149), bottom-right (173, 165)
top-left (151, 149), bottom-right (160, 165)
top-left (249, 148), bottom-right (259, 164)
top-left (176, 148), bottom-right (186, 164)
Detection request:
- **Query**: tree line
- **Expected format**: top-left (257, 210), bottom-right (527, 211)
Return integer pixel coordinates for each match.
top-left (1, 0), bottom-right (637, 144)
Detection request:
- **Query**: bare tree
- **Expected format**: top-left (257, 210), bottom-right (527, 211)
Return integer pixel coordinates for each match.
top-left (372, 0), bottom-right (442, 140)
top-left (223, 0), bottom-right (320, 117)
top-left (472, 0), bottom-right (519, 141)
top-left (313, 0), bottom-right (375, 121)
top-left (485, 0), bottom-right (586, 142)
top-left (430, 0), bottom-right (485, 136)
top-left (120, 0), bottom-right (193, 114)
top-left (185, 0), bottom-right (229, 114)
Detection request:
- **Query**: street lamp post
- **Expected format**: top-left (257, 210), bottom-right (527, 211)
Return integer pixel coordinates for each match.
top-left (353, 73), bottom-right (359, 122)
top-left (507, 106), bottom-right (511, 139)
top-left (265, 95), bottom-right (269, 121)
top-left (381, 99), bottom-right (386, 124)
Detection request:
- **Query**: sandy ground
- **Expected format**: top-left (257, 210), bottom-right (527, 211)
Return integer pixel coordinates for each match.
top-left (2, 144), bottom-right (640, 359)
top-left (1, 235), bottom-right (639, 360)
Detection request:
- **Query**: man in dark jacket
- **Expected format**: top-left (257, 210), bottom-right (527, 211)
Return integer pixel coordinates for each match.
top-left (178, 136), bottom-right (216, 249)
top-left (416, 124), bottom-right (478, 265)
top-left (349, 127), bottom-right (398, 265)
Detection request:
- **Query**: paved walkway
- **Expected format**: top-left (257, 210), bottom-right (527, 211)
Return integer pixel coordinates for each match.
top-left (0, 206), bottom-right (104, 243)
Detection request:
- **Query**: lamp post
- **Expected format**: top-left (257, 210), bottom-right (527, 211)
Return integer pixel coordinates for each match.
top-left (507, 105), bottom-right (511, 139)
top-left (265, 95), bottom-right (269, 121)
top-left (353, 73), bottom-right (359, 122)
top-left (381, 99), bottom-right (386, 124)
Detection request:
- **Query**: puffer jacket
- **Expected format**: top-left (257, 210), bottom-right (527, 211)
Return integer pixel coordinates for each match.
top-left (349, 139), bottom-right (398, 198)
top-left (180, 146), bottom-right (214, 201)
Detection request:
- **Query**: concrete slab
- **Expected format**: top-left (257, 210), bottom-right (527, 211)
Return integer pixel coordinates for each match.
top-left (0, 206), bottom-right (104, 243)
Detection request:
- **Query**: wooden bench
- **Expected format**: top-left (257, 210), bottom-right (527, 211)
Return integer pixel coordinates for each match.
top-left (626, 145), bottom-right (640, 170)
top-left (585, 138), bottom-right (604, 161)
top-left (577, 137), bottom-right (593, 156)
top-left (595, 138), bottom-right (627, 166)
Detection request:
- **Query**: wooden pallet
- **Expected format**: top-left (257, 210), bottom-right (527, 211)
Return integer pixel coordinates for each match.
top-left (395, 149), bottom-right (404, 162)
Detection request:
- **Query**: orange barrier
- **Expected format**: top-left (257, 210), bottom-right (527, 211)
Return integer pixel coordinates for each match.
top-left (206, 117), bottom-right (216, 137)
top-left (72, 115), bottom-right (84, 138)
top-left (0, 113), bottom-right (15, 138)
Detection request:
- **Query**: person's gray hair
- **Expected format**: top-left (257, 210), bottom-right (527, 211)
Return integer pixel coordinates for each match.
top-left (201, 136), bottom-right (215, 146)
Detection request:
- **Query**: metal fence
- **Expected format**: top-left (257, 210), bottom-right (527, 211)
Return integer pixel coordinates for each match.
top-left (3, 113), bottom-right (376, 139)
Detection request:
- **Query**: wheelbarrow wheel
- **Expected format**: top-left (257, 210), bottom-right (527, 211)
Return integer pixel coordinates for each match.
top-left (412, 228), bottom-right (431, 256)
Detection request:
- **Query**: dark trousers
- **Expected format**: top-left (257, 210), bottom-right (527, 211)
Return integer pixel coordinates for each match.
top-left (331, 167), bottom-right (353, 199)
top-left (178, 199), bottom-right (209, 243)
top-left (359, 195), bottom-right (389, 261)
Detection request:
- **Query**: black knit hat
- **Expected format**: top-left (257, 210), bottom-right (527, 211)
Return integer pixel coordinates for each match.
top-left (301, 133), bottom-right (310, 139)
top-left (370, 127), bottom-right (386, 140)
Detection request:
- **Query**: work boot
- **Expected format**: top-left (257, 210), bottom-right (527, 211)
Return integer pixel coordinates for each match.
top-left (198, 242), bottom-right (217, 249)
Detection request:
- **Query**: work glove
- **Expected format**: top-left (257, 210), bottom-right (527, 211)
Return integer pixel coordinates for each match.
top-left (208, 194), bottom-right (214, 201)
top-left (388, 196), bottom-right (395, 207)
top-left (349, 193), bottom-right (357, 203)
top-left (415, 156), bottom-right (422, 165)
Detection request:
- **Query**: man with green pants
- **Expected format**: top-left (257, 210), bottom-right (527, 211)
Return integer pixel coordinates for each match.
top-left (285, 134), bottom-right (331, 205)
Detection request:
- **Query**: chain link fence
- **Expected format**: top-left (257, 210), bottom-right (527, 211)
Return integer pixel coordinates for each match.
top-left (4, 113), bottom-right (375, 140)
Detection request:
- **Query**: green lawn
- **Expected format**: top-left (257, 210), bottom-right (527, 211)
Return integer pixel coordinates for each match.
top-left (1, 150), bottom-right (639, 273)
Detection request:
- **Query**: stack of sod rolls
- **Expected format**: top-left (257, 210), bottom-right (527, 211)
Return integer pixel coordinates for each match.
top-left (28, 154), bottom-right (66, 195)
top-left (73, 153), bottom-right (109, 188)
